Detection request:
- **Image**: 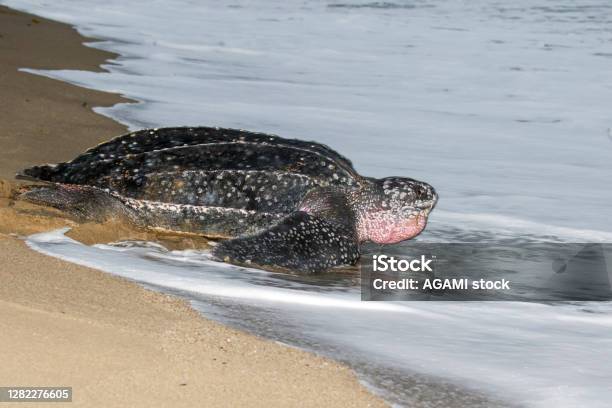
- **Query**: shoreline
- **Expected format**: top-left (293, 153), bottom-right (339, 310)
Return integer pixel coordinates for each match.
top-left (0, 5), bottom-right (386, 407)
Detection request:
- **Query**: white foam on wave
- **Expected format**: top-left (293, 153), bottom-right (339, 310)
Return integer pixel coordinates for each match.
top-left (25, 229), bottom-right (426, 314)
top-left (155, 41), bottom-right (263, 55)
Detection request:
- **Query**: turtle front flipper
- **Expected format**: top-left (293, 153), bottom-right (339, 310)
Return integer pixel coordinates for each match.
top-left (211, 211), bottom-right (360, 274)
top-left (19, 184), bottom-right (137, 223)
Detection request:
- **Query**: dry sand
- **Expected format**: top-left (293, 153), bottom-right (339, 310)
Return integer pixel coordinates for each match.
top-left (0, 6), bottom-right (386, 407)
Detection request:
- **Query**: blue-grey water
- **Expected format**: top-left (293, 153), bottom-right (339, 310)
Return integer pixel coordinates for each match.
top-left (4, 0), bottom-right (612, 406)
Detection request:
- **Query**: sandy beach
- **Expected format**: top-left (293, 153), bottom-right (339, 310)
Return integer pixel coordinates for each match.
top-left (0, 5), bottom-right (385, 407)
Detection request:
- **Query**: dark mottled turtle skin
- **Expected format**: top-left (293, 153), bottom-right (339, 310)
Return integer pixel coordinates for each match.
top-left (19, 127), bottom-right (437, 273)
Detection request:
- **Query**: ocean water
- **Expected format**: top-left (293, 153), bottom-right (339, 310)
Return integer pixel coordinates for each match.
top-left (4, 0), bottom-right (612, 406)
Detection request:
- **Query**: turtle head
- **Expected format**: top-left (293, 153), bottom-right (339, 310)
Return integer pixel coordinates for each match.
top-left (353, 177), bottom-right (437, 244)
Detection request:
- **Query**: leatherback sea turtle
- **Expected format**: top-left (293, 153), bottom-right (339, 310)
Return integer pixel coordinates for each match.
top-left (18, 127), bottom-right (437, 273)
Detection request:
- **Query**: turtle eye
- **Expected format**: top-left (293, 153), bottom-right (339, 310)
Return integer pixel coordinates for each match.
top-left (414, 185), bottom-right (427, 199)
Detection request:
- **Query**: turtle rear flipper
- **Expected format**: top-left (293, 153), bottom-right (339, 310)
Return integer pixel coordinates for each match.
top-left (19, 184), bottom-right (135, 223)
top-left (212, 212), bottom-right (360, 274)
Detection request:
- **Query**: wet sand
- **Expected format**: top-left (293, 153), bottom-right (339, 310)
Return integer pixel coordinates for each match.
top-left (0, 5), bottom-right (386, 407)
